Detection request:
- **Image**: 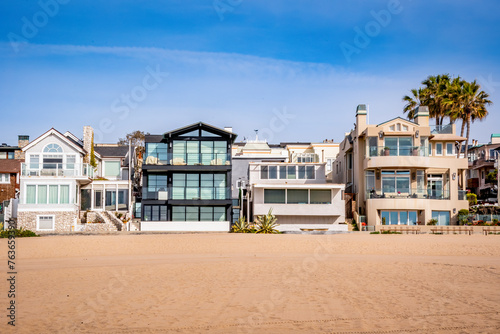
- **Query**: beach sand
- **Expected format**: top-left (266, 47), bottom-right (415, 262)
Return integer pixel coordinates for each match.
top-left (1, 233), bottom-right (500, 333)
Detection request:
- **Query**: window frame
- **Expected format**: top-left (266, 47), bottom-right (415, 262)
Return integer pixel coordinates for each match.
top-left (37, 215), bottom-right (55, 231)
top-left (0, 173), bottom-right (9, 184)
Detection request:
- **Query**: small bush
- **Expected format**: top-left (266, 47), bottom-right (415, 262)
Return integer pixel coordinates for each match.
top-left (0, 228), bottom-right (39, 238)
top-left (381, 230), bottom-right (402, 234)
top-left (370, 231), bottom-right (380, 234)
top-left (427, 219), bottom-right (438, 226)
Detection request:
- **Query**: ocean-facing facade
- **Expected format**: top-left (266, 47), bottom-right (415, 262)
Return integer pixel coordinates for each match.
top-left (334, 105), bottom-right (469, 226)
top-left (140, 122), bottom-right (236, 231)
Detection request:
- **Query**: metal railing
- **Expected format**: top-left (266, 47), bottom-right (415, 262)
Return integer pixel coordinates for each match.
top-left (21, 163), bottom-right (94, 178)
top-left (367, 146), bottom-right (429, 157)
top-left (143, 153), bottom-right (230, 166)
top-left (367, 188), bottom-right (450, 200)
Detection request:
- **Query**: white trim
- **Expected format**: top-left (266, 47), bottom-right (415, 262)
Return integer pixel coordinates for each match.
top-left (22, 129), bottom-right (85, 154)
top-left (36, 214), bottom-right (55, 231)
top-left (0, 173), bottom-right (9, 184)
top-left (253, 183), bottom-right (344, 189)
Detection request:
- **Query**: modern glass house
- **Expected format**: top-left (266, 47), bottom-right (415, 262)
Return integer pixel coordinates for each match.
top-left (141, 122), bottom-right (236, 231)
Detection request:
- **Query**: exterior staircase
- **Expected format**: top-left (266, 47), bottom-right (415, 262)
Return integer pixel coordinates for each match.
top-left (100, 211), bottom-right (125, 231)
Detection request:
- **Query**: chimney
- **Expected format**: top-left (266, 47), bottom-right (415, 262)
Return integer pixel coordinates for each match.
top-left (83, 126), bottom-right (94, 163)
top-left (355, 104), bottom-right (367, 135)
top-left (16, 135), bottom-right (29, 159)
top-left (224, 127), bottom-right (233, 133)
top-left (414, 106), bottom-right (429, 127)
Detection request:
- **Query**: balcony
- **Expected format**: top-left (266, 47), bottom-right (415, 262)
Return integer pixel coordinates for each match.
top-left (366, 188), bottom-right (450, 200)
top-left (143, 186), bottom-right (231, 201)
top-left (430, 124), bottom-right (453, 134)
top-left (143, 153), bottom-right (231, 166)
top-left (367, 146), bottom-right (428, 157)
top-left (21, 163), bottom-right (94, 178)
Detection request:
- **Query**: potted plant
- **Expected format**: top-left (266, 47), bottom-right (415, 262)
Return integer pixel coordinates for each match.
top-left (427, 218), bottom-right (438, 226)
top-left (412, 146), bottom-right (419, 156)
top-left (383, 147), bottom-right (390, 156)
top-left (382, 217), bottom-right (386, 225)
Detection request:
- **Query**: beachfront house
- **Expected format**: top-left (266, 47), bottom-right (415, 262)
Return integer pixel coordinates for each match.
top-left (140, 122), bottom-right (236, 231)
top-left (17, 127), bottom-right (133, 233)
top-left (466, 134), bottom-right (500, 203)
top-left (249, 161), bottom-right (346, 232)
top-left (333, 104), bottom-right (469, 227)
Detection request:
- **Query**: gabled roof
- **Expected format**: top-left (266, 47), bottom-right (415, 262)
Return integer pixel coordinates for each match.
top-left (163, 122), bottom-right (237, 142)
top-left (22, 128), bottom-right (86, 154)
top-left (377, 117), bottom-right (419, 127)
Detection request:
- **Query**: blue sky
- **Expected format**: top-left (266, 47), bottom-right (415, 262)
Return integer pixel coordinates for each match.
top-left (1, 0), bottom-right (499, 144)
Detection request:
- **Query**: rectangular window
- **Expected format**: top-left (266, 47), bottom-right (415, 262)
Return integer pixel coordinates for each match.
top-left (37, 215), bottom-right (54, 230)
top-left (380, 211), bottom-right (418, 225)
top-left (365, 170), bottom-right (375, 195)
top-left (213, 207), bottom-right (226, 221)
top-left (432, 211), bottom-right (450, 226)
top-left (0, 152), bottom-right (6, 159)
top-left (436, 143), bottom-right (443, 155)
top-left (0, 173), bottom-right (9, 183)
top-left (60, 185), bottom-right (69, 204)
top-left (368, 137), bottom-right (378, 157)
top-left (105, 190), bottom-right (116, 210)
top-left (287, 189), bottom-right (308, 204)
top-left (143, 205), bottom-right (167, 221)
top-left (298, 166), bottom-right (306, 179)
top-left (8, 152), bottom-right (14, 159)
top-left (287, 166), bottom-right (296, 179)
top-left (306, 166), bottom-right (315, 179)
top-left (268, 166), bottom-right (277, 179)
top-left (264, 189), bottom-right (285, 204)
top-left (37, 185), bottom-right (47, 204)
top-left (104, 161), bottom-right (121, 178)
top-left (94, 190), bottom-right (102, 209)
top-left (279, 166), bottom-right (287, 179)
top-left (66, 155), bottom-right (76, 169)
top-left (381, 170), bottom-right (410, 194)
top-left (186, 206), bottom-right (198, 221)
top-left (326, 159), bottom-right (332, 171)
top-left (172, 206), bottom-right (186, 221)
top-left (446, 143), bottom-right (454, 155)
top-left (261, 166), bottom-right (269, 179)
top-left (428, 143), bottom-right (432, 156)
top-left (30, 155), bottom-right (39, 169)
top-left (145, 142), bottom-right (168, 163)
top-left (26, 185), bottom-right (36, 204)
top-left (49, 185), bottom-right (58, 204)
top-left (310, 190), bottom-right (331, 204)
top-left (416, 170), bottom-right (425, 194)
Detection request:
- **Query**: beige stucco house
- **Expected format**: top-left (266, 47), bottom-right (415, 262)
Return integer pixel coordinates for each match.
top-left (333, 105), bottom-right (469, 226)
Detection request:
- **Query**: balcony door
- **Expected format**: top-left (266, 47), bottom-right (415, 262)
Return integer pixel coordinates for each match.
top-left (427, 174), bottom-right (443, 199)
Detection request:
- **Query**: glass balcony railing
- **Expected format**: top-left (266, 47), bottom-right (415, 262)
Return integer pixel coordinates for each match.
top-left (143, 153), bottom-right (231, 166)
top-left (430, 124), bottom-right (453, 134)
top-left (367, 146), bottom-right (429, 157)
top-left (366, 188), bottom-right (450, 200)
top-left (142, 186), bottom-right (231, 200)
top-left (21, 163), bottom-right (94, 178)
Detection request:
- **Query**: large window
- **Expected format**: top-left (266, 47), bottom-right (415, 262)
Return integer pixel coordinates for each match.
top-left (381, 211), bottom-right (418, 225)
top-left (146, 174), bottom-right (168, 199)
top-left (145, 143), bottom-right (168, 164)
top-left (173, 140), bottom-right (227, 165)
top-left (264, 189), bottom-right (286, 204)
top-left (26, 184), bottom-right (70, 204)
top-left (446, 143), bottom-right (454, 155)
top-left (104, 161), bottom-right (121, 178)
top-left (365, 170), bottom-right (375, 193)
top-left (368, 137), bottom-right (378, 157)
top-left (384, 137), bottom-right (413, 156)
top-left (262, 165), bottom-right (314, 180)
top-left (143, 205), bottom-right (168, 221)
top-left (287, 189), bottom-right (308, 204)
top-left (381, 170), bottom-right (410, 194)
top-left (310, 190), bottom-right (331, 204)
top-left (432, 211), bottom-right (450, 225)
top-left (435, 143), bottom-right (443, 155)
top-left (172, 173), bottom-right (226, 200)
top-left (171, 206), bottom-right (226, 221)
top-left (263, 189), bottom-right (332, 204)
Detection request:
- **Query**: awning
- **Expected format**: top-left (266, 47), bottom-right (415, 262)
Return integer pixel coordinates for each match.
top-left (426, 168), bottom-right (448, 174)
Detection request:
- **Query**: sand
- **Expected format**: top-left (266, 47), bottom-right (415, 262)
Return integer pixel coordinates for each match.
top-left (1, 232), bottom-right (500, 333)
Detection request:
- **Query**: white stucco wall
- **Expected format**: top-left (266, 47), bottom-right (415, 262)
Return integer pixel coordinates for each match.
top-left (140, 221), bottom-right (230, 232)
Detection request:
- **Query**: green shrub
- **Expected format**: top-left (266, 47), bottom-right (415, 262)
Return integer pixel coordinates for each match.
top-left (370, 231), bottom-right (380, 234)
top-left (381, 230), bottom-right (402, 234)
top-left (352, 219), bottom-right (359, 231)
top-left (0, 228), bottom-right (39, 238)
top-left (458, 209), bottom-right (469, 216)
top-left (231, 216), bottom-right (255, 233)
top-left (255, 209), bottom-right (280, 234)
top-left (467, 193), bottom-right (477, 206)
top-left (427, 219), bottom-right (438, 226)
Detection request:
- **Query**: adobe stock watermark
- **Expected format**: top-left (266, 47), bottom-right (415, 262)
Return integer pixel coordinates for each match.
top-left (7, 0), bottom-right (70, 53)
top-left (478, 74), bottom-right (500, 94)
top-left (258, 107), bottom-right (295, 143)
top-left (213, 0), bottom-right (243, 21)
top-left (339, 0), bottom-right (403, 63)
top-left (93, 64), bottom-right (168, 142)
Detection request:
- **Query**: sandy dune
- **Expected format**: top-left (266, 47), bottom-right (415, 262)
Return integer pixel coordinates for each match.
top-left (1, 233), bottom-right (500, 333)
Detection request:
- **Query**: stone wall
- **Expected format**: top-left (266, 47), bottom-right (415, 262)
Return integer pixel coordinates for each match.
top-left (17, 211), bottom-right (77, 233)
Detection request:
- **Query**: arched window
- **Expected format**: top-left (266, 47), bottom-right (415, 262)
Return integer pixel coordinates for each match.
top-left (43, 144), bottom-right (63, 153)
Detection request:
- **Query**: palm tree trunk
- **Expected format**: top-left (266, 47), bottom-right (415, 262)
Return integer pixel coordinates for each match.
top-left (457, 119), bottom-right (466, 158)
top-left (464, 116), bottom-right (471, 160)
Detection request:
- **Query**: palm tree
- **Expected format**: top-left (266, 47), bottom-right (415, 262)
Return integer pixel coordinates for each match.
top-left (421, 74), bottom-right (452, 126)
top-left (446, 80), bottom-right (492, 158)
top-left (402, 88), bottom-right (424, 120)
